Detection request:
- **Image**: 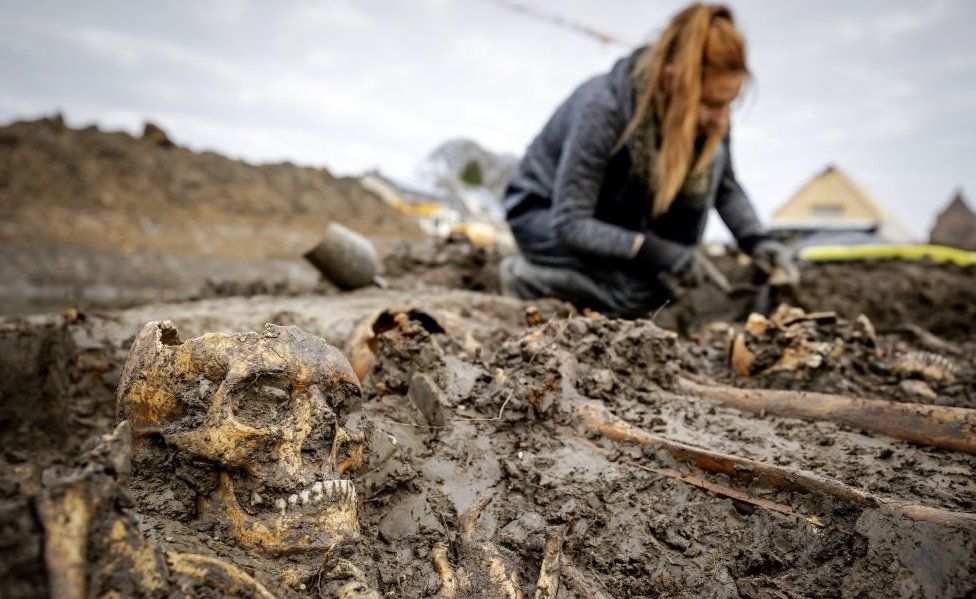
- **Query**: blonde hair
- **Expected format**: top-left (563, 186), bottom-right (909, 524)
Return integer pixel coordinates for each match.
top-left (617, 3), bottom-right (748, 217)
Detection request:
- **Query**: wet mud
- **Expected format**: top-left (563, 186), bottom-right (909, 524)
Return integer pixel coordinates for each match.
top-left (1, 260), bottom-right (975, 597)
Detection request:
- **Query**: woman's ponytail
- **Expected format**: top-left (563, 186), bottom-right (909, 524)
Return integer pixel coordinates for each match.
top-left (618, 3), bottom-right (747, 217)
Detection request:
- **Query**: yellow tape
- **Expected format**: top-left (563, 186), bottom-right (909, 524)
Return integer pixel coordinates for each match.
top-left (798, 244), bottom-right (976, 266)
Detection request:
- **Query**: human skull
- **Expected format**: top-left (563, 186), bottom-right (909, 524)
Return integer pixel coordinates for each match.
top-left (116, 321), bottom-right (362, 554)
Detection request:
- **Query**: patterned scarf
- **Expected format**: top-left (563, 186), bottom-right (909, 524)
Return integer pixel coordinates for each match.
top-left (628, 94), bottom-right (713, 202)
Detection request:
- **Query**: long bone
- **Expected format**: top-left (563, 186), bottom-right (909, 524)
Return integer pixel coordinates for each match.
top-left (676, 378), bottom-right (976, 455)
top-left (574, 401), bottom-right (976, 531)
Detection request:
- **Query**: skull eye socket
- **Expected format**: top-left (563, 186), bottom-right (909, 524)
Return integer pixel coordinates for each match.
top-left (233, 372), bottom-right (292, 429)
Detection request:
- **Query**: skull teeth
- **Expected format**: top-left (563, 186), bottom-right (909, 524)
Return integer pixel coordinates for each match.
top-left (269, 479), bottom-right (357, 513)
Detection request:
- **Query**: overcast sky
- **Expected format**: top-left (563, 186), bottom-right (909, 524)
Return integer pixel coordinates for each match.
top-left (1, 0), bottom-right (974, 239)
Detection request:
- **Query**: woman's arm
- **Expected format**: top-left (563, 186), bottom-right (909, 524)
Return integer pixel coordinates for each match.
top-left (549, 97), bottom-right (643, 260)
top-left (714, 136), bottom-right (767, 252)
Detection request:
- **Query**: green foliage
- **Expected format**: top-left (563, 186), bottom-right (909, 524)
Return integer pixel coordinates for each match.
top-left (459, 159), bottom-right (484, 186)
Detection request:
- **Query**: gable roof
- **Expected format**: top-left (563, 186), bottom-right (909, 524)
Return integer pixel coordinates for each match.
top-left (929, 190), bottom-right (976, 250)
top-left (771, 165), bottom-right (915, 242)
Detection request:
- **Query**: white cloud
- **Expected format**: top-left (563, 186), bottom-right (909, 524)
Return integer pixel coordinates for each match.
top-left (0, 0), bottom-right (972, 239)
top-left (873, 4), bottom-right (946, 40)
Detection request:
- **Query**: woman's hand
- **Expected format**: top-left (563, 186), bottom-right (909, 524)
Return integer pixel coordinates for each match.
top-left (751, 240), bottom-right (800, 286)
top-left (673, 249), bottom-right (731, 293)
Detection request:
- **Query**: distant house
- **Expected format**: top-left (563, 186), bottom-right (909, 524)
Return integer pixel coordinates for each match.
top-left (929, 190), bottom-right (976, 251)
top-left (770, 165), bottom-right (915, 245)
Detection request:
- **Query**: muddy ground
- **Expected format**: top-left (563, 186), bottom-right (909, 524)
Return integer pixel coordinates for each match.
top-left (1, 251), bottom-right (975, 598)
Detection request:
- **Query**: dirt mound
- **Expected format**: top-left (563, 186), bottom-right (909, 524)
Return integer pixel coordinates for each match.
top-left (0, 115), bottom-right (412, 226)
top-left (2, 289), bottom-right (974, 597)
top-left (382, 233), bottom-right (506, 293)
top-left (385, 239), bottom-right (976, 345)
top-left (788, 260), bottom-right (976, 342)
top-left (0, 116), bottom-right (422, 315)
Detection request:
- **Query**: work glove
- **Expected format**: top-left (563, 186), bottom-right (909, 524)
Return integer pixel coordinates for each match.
top-left (634, 234), bottom-right (731, 295)
top-left (751, 239), bottom-right (800, 286)
top-left (672, 248), bottom-right (731, 293)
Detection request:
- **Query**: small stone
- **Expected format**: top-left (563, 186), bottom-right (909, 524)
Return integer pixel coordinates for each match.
top-left (142, 121), bottom-right (174, 147)
top-left (408, 373), bottom-right (445, 427)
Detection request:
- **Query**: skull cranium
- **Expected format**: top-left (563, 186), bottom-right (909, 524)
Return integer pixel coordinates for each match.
top-left (117, 321), bottom-right (362, 554)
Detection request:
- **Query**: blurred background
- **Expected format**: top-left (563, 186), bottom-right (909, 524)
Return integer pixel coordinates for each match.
top-left (1, 0), bottom-right (974, 314)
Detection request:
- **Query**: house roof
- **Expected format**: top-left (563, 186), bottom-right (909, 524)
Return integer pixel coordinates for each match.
top-left (929, 190), bottom-right (976, 250)
top-left (771, 165), bottom-right (915, 243)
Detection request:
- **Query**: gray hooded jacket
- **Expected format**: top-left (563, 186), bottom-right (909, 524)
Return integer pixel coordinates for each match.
top-left (504, 48), bottom-right (766, 275)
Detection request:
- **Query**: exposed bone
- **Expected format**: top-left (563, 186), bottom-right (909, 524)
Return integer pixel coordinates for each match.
top-left (100, 513), bottom-right (171, 594)
top-left (852, 314), bottom-right (878, 348)
top-left (117, 321), bottom-right (364, 554)
top-left (37, 482), bottom-right (92, 599)
top-left (344, 307), bottom-right (446, 381)
top-left (559, 558), bottom-right (614, 599)
top-left (337, 580), bottom-right (382, 599)
top-left (459, 496), bottom-right (492, 541)
top-left (676, 378), bottom-right (976, 455)
top-left (338, 442), bottom-right (366, 474)
top-left (330, 426), bottom-right (353, 466)
top-left (37, 422), bottom-right (173, 597)
top-left (577, 436), bottom-right (825, 527)
top-left (533, 526), bottom-right (565, 599)
top-left (431, 542), bottom-right (458, 599)
top-left (575, 401), bottom-right (976, 531)
top-left (167, 551), bottom-right (277, 598)
top-left (458, 497), bottom-right (525, 599)
top-left (212, 472), bottom-right (360, 555)
top-left (901, 379), bottom-right (938, 400)
top-left (894, 323), bottom-right (963, 356)
top-left (893, 350), bottom-right (959, 385)
top-left (728, 333), bottom-right (754, 376)
top-left (320, 558), bottom-right (381, 599)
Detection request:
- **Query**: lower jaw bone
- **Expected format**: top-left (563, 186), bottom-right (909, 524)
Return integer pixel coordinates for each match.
top-left (212, 472), bottom-right (361, 554)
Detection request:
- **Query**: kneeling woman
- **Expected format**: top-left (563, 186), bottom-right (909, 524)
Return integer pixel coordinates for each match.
top-left (502, 3), bottom-right (796, 317)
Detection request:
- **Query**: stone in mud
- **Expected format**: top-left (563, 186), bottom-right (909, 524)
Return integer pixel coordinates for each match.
top-left (141, 121), bottom-right (173, 147)
top-left (498, 511), bottom-right (546, 552)
top-left (377, 491), bottom-right (443, 542)
top-left (408, 373), bottom-right (446, 427)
